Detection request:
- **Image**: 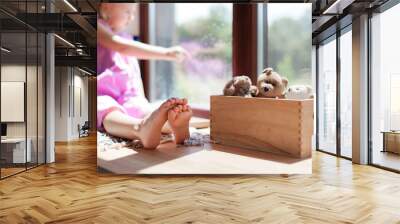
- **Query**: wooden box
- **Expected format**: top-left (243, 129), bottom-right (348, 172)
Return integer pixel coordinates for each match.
top-left (383, 131), bottom-right (400, 154)
top-left (210, 96), bottom-right (314, 158)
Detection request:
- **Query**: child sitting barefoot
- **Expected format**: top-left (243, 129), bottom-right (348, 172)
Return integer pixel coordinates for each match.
top-left (102, 98), bottom-right (192, 148)
top-left (97, 3), bottom-right (192, 148)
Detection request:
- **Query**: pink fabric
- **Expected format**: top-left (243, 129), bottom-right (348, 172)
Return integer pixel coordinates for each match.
top-left (97, 20), bottom-right (150, 130)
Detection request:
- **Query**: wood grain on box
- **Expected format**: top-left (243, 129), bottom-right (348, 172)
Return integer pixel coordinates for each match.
top-left (383, 132), bottom-right (400, 154)
top-left (210, 96), bottom-right (314, 158)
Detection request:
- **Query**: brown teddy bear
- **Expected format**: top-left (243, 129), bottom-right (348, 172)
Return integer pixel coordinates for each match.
top-left (257, 68), bottom-right (288, 98)
top-left (223, 75), bottom-right (259, 97)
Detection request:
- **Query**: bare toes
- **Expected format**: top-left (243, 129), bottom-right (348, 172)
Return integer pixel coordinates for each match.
top-left (176, 98), bottom-right (187, 105)
top-left (163, 99), bottom-right (172, 107)
top-left (174, 106), bottom-right (180, 112)
top-left (174, 98), bottom-right (182, 105)
top-left (168, 108), bottom-right (177, 120)
top-left (169, 97), bottom-right (177, 104)
top-left (162, 98), bottom-right (178, 109)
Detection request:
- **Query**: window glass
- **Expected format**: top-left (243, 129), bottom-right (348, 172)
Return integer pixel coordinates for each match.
top-left (371, 3), bottom-right (400, 171)
top-left (0, 0), bottom-right (46, 179)
top-left (149, 3), bottom-right (233, 108)
top-left (38, 32), bottom-right (46, 165)
top-left (318, 37), bottom-right (337, 154)
top-left (1, 8), bottom-right (28, 177)
top-left (27, 31), bottom-right (38, 169)
top-left (261, 3), bottom-right (312, 85)
top-left (340, 29), bottom-right (352, 158)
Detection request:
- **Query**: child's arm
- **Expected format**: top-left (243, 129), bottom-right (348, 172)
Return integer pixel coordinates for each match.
top-left (98, 21), bottom-right (188, 62)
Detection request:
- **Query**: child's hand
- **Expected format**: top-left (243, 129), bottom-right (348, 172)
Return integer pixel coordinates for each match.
top-left (165, 46), bottom-right (189, 62)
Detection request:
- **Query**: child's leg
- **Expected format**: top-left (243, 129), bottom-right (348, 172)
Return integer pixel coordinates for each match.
top-left (102, 110), bottom-right (143, 139)
top-left (121, 98), bottom-right (186, 134)
top-left (103, 98), bottom-right (185, 148)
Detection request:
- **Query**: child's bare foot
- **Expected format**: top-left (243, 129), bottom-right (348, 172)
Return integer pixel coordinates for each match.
top-left (138, 98), bottom-right (186, 148)
top-left (168, 104), bottom-right (192, 144)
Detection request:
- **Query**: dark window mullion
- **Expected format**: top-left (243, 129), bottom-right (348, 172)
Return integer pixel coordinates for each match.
top-left (36, 0), bottom-right (39, 167)
top-left (316, 44), bottom-right (319, 151)
top-left (73, 68), bottom-right (75, 118)
top-left (232, 4), bottom-right (258, 84)
top-left (25, 0), bottom-right (28, 171)
top-left (44, 0), bottom-right (48, 164)
top-left (0, 20), bottom-right (2, 179)
top-left (367, 11), bottom-right (373, 165)
top-left (336, 26), bottom-right (341, 157)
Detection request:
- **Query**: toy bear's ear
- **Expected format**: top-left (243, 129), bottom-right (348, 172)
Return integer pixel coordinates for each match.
top-left (223, 79), bottom-right (235, 96)
top-left (282, 77), bottom-right (288, 88)
top-left (233, 76), bottom-right (240, 86)
top-left (263, 68), bottom-right (273, 75)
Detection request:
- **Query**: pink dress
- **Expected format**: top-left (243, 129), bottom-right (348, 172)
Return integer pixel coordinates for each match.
top-left (97, 20), bottom-right (150, 130)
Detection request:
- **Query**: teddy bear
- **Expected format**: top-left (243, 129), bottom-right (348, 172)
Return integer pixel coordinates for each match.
top-left (256, 67), bottom-right (288, 98)
top-left (285, 85), bottom-right (314, 100)
top-left (223, 75), bottom-right (259, 97)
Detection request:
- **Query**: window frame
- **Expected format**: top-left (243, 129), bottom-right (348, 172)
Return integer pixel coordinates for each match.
top-left (368, 1), bottom-right (400, 173)
top-left (314, 20), bottom-right (353, 161)
top-left (0, 1), bottom-right (47, 180)
top-left (316, 34), bottom-right (338, 156)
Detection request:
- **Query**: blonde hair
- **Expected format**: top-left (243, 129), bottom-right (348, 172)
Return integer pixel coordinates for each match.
top-left (99, 3), bottom-right (110, 20)
top-left (99, 3), bottom-right (136, 20)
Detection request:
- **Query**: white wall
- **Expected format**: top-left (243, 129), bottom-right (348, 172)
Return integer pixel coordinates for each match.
top-left (54, 67), bottom-right (89, 141)
top-left (1, 64), bottom-right (46, 164)
top-left (1, 65), bottom-right (26, 139)
top-left (55, 66), bottom-right (70, 141)
top-left (1, 65), bottom-right (41, 138)
top-left (71, 73), bottom-right (89, 138)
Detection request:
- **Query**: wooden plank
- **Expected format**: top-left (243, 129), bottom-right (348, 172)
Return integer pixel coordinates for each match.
top-left (97, 131), bottom-right (311, 175)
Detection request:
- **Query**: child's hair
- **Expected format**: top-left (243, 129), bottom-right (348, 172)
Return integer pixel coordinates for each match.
top-left (99, 3), bottom-right (136, 20)
top-left (98, 3), bottom-right (111, 20)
